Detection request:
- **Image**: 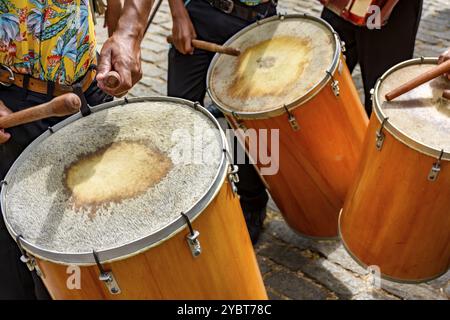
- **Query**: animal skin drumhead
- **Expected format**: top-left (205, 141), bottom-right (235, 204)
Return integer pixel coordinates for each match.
top-left (2, 100), bottom-right (223, 255)
top-left (208, 15), bottom-right (336, 114)
top-left (378, 63), bottom-right (450, 151)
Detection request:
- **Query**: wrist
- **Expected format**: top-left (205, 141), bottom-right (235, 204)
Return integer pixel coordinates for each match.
top-left (113, 27), bottom-right (143, 46)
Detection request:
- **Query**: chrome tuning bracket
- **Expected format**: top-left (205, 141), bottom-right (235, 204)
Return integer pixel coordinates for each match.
top-left (326, 71), bottom-right (340, 97)
top-left (16, 235), bottom-right (44, 278)
top-left (224, 149), bottom-right (240, 195)
top-left (376, 117), bottom-right (389, 151)
top-left (181, 213), bottom-right (202, 258)
top-left (284, 105), bottom-right (300, 131)
top-left (428, 150), bottom-right (444, 182)
top-left (93, 250), bottom-right (121, 295)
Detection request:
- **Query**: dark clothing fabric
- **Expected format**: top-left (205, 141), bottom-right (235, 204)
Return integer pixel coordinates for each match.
top-left (168, 0), bottom-right (273, 211)
top-left (321, 0), bottom-right (423, 115)
top-left (0, 81), bottom-right (111, 299)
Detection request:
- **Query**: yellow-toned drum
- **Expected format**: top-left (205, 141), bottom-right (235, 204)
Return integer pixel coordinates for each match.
top-left (340, 58), bottom-right (450, 282)
top-left (0, 97), bottom-right (267, 299)
top-left (207, 14), bottom-right (368, 238)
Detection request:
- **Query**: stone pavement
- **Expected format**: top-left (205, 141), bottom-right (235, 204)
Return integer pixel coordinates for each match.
top-left (95, 0), bottom-right (450, 300)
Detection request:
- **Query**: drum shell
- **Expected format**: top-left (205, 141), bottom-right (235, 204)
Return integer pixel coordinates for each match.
top-left (229, 58), bottom-right (368, 238)
top-left (34, 181), bottom-right (267, 299)
top-left (340, 114), bottom-right (450, 282)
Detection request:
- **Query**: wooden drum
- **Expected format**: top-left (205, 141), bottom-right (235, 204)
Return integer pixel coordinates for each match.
top-left (340, 58), bottom-right (450, 282)
top-left (207, 14), bottom-right (368, 238)
top-left (0, 97), bottom-right (267, 299)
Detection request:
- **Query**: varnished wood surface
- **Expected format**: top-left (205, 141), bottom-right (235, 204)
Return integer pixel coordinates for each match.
top-left (36, 181), bottom-right (267, 299)
top-left (340, 114), bottom-right (450, 281)
top-left (232, 59), bottom-right (368, 238)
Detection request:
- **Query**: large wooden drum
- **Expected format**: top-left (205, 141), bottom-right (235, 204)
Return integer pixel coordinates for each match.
top-left (340, 58), bottom-right (450, 283)
top-left (207, 14), bottom-right (368, 238)
top-left (0, 97), bottom-right (267, 299)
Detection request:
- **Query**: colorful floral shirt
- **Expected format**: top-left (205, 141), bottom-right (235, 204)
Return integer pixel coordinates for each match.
top-left (0, 0), bottom-right (97, 85)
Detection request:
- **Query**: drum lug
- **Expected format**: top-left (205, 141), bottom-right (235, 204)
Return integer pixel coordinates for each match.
top-left (99, 271), bottom-right (121, 295)
top-left (16, 235), bottom-right (44, 277)
top-left (341, 41), bottom-right (346, 54)
top-left (326, 71), bottom-right (340, 97)
top-left (181, 213), bottom-right (202, 258)
top-left (93, 250), bottom-right (121, 295)
top-left (228, 164), bottom-right (240, 195)
top-left (20, 254), bottom-right (44, 278)
top-left (187, 230), bottom-right (202, 258)
top-left (284, 105), bottom-right (300, 131)
top-left (331, 79), bottom-right (340, 96)
top-left (428, 150), bottom-right (444, 182)
top-left (375, 118), bottom-right (389, 151)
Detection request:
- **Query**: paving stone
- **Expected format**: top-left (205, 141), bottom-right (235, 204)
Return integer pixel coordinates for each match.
top-left (259, 238), bottom-right (366, 299)
top-left (264, 269), bottom-right (333, 300)
top-left (351, 290), bottom-right (399, 300)
top-left (380, 280), bottom-right (448, 300)
top-left (257, 256), bottom-right (273, 275)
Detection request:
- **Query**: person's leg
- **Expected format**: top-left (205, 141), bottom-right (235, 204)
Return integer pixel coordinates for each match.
top-left (321, 7), bottom-right (359, 73)
top-left (356, 0), bottom-right (423, 115)
top-left (167, 0), bottom-right (272, 243)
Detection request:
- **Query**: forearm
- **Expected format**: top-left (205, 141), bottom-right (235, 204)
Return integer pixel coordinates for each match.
top-left (0, 100), bottom-right (11, 114)
top-left (115, 0), bottom-right (154, 42)
top-left (169, 0), bottom-right (188, 19)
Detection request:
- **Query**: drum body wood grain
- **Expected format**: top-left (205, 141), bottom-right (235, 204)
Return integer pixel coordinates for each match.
top-left (208, 15), bottom-right (368, 238)
top-left (36, 182), bottom-right (267, 300)
top-left (228, 60), bottom-right (367, 238)
top-left (340, 58), bottom-right (450, 282)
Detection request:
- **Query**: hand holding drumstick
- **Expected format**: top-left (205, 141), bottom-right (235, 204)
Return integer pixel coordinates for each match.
top-left (0, 93), bottom-right (81, 144)
top-left (168, 1), bottom-right (240, 56)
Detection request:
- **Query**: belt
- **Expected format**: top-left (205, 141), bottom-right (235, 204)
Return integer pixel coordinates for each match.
top-left (205, 0), bottom-right (277, 21)
top-left (0, 65), bottom-right (96, 97)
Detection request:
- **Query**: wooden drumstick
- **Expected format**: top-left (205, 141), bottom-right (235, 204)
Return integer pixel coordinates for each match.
top-left (105, 71), bottom-right (121, 90)
top-left (167, 36), bottom-right (241, 56)
top-left (385, 59), bottom-right (450, 101)
top-left (0, 93), bottom-right (81, 129)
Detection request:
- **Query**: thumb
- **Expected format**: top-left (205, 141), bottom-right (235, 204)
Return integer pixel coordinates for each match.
top-left (97, 47), bottom-right (113, 80)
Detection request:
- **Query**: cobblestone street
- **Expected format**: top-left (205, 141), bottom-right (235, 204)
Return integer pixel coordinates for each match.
top-left (96, 0), bottom-right (449, 300)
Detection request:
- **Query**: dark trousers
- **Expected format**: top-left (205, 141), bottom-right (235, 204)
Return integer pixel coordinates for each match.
top-left (321, 0), bottom-right (423, 115)
top-left (0, 81), bottom-right (111, 299)
top-left (168, 0), bottom-right (275, 213)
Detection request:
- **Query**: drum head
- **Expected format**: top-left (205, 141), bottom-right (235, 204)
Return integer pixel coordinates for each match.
top-left (1, 97), bottom-right (226, 264)
top-left (207, 15), bottom-right (339, 117)
top-left (376, 59), bottom-right (450, 158)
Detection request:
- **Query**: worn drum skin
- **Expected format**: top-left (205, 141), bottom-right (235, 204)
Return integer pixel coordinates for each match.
top-left (340, 58), bottom-right (450, 283)
top-left (207, 14), bottom-right (368, 238)
top-left (0, 97), bottom-right (267, 299)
